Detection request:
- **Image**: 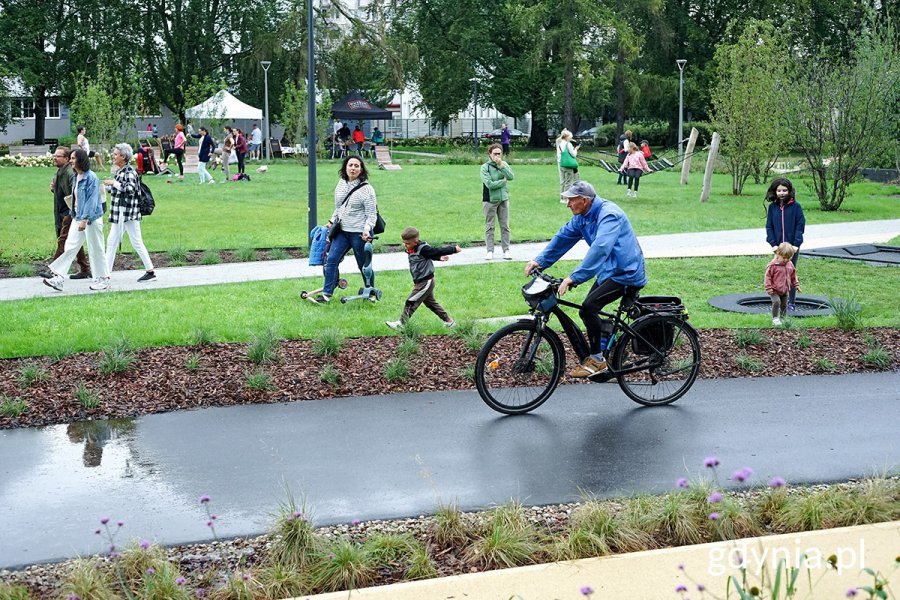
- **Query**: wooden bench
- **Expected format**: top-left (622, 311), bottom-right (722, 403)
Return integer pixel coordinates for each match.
top-left (8, 144), bottom-right (52, 157)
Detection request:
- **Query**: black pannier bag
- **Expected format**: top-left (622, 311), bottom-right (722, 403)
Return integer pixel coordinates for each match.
top-left (631, 296), bottom-right (685, 355)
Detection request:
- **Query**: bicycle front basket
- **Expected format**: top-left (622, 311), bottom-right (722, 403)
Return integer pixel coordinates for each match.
top-left (522, 277), bottom-right (555, 310)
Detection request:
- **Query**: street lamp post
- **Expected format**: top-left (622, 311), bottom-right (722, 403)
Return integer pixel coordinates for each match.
top-left (306, 0), bottom-right (316, 237)
top-left (261, 61), bottom-right (272, 160)
top-left (469, 77), bottom-right (479, 154)
top-left (676, 59), bottom-right (687, 160)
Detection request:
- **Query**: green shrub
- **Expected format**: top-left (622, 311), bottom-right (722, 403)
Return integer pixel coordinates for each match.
top-left (312, 328), bottom-right (344, 357)
top-left (244, 368), bottom-right (275, 391)
top-left (10, 263), bottom-right (33, 278)
top-left (309, 539), bottom-right (375, 593)
top-left (397, 338), bottom-right (420, 358)
top-left (796, 334), bottom-right (813, 349)
top-left (734, 329), bottom-right (765, 348)
top-left (383, 358), bottom-right (410, 382)
top-left (97, 338), bottom-right (135, 375)
top-left (200, 250), bottom-right (221, 265)
top-left (17, 362), bottom-right (49, 387)
top-left (405, 545), bottom-right (438, 580)
top-left (812, 356), bottom-right (837, 372)
top-left (247, 327), bottom-right (282, 364)
top-left (257, 562), bottom-right (306, 600)
top-left (190, 327), bottom-right (216, 347)
top-left (319, 363), bottom-right (340, 386)
top-left (270, 493), bottom-right (320, 569)
top-left (465, 522), bottom-right (541, 569)
top-left (0, 395), bottom-right (28, 418)
top-left (236, 247), bottom-right (257, 262)
top-left (735, 353), bottom-right (764, 372)
top-left (184, 353), bottom-right (202, 370)
top-left (431, 503), bottom-right (473, 547)
top-left (460, 365), bottom-right (476, 381)
top-left (0, 582), bottom-right (31, 600)
top-left (829, 296), bottom-right (863, 331)
top-left (861, 345), bottom-right (892, 369)
top-left (268, 247), bottom-right (290, 260)
top-left (167, 246), bottom-right (188, 266)
top-left (60, 559), bottom-right (118, 600)
top-left (75, 382), bottom-right (100, 409)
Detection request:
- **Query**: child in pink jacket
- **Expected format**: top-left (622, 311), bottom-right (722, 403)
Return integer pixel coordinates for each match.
top-left (764, 242), bottom-right (801, 326)
top-left (619, 142), bottom-right (652, 198)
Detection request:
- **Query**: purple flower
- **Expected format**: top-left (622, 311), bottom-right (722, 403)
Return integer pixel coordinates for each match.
top-left (846, 589), bottom-right (857, 597)
top-left (210, 514), bottom-right (217, 520)
top-left (117, 521), bottom-right (124, 527)
top-left (677, 563), bottom-right (685, 571)
top-left (351, 519), bottom-right (361, 526)
top-left (697, 584), bottom-right (706, 591)
top-left (199, 495), bottom-right (210, 504)
top-left (675, 583), bottom-right (688, 592)
top-left (707, 492), bottom-right (723, 504)
top-left (100, 517), bottom-right (110, 525)
top-left (580, 586), bottom-right (594, 596)
top-left (176, 577), bottom-right (186, 586)
top-left (292, 511), bottom-right (303, 518)
top-left (241, 574), bottom-right (249, 581)
top-left (206, 521), bottom-right (213, 527)
top-left (677, 478), bottom-right (689, 488)
top-left (94, 529), bottom-right (101, 535)
top-left (195, 589), bottom-right (206, 598)
top-left (703, 457), bottom-right (720, 468)
top-left (109, 544), bottom-right (116, 553)
top-left (769, 476), bottom-right (786, 488)
top-left (140, 540), bottom-right (150, 550)
top-left (67, 594), bottom-right (81, 600)
top-left (731, 467), bottom-right (753, 482)
top-left (146, 568), bottom-right (156, 575)
top-left (709, 512), bottom-right (720, 521)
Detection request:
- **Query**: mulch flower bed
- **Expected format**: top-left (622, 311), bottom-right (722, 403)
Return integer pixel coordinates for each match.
top-left (1, 327), bottom-right (897, 430)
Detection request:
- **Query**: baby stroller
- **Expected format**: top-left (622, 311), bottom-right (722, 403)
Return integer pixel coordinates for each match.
top-left (301, 225), bottom-right (347, 301)
top-left (136, 143), bottom-right (160, 175)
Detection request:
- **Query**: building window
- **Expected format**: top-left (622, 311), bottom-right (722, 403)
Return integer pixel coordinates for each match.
top-left (46, 98), bottom-right (60, 119)
top-left (21, 99), bottom-right (35, 119)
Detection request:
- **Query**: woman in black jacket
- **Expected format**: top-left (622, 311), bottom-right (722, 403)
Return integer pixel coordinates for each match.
top-left (192, 126), bottom-right (216, 184)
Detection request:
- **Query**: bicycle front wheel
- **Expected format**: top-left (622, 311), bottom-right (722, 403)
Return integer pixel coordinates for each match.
top-left (475, 321), bottom-right (565, 415)
top-left (612, 316), bottom-right (701, 406)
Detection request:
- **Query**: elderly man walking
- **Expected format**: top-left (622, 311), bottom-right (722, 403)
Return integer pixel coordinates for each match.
top-left (38, 147), bottom-right (91, 280)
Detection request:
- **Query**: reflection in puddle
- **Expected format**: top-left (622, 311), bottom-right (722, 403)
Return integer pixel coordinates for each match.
top-left (65, 419), bottom-right (136, 467)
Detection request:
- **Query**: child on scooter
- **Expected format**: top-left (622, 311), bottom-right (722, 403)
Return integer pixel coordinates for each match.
top-left (386, 227), bottom-right (462, 330)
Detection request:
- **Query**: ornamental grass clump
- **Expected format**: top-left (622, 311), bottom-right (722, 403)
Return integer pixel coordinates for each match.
top-left (246, 326), bottom-right (282, 365)
top-left (430, 503), bottom-right (473, 547)
top-left (268, 247), bottom-right (290, 261)
top-left (568, 501), bottom-right (655, 555)
top-left (812, 356), bottom-right (837, 372)
top-left (10, 263), bottom-right (33, 278)
top-left (75, 382), bottom-right (100, 409)
top-left (135, 560), bottom-right (191, 600)
top-left (236, 247), bottom-right (257, 262)
top-left (189, 327), bottom-right (216, 347)
top-left (199, 250), bottom-right (221, 265)
top-left (363, 532), bottom-right (437, 580)
top-left (117, 541), bottom-right (169, 583)
top-left (184, 353), bottom-right (202, 370)
top-left (396, 337), bottom-right (420, 358)
top-left (97, 337), bottom-right (136, 375)
top-left (0, 395), bottom-right (28, 418)
top-left (255, 562), bottom-right (306, 600)
top-left (60, 559), bottom-right (118, 600)
top-left (861, 345), bottom-right (892, 369)
top-left (0, 583), bottom-right (30, 600)
top-left (16, 362), bottom-right (48, 387)
top-left (829, 295), bottom-right (863, 331)
top-left (464, 521), bottom-right (542, 569)
top-left (166, 246), bottom-right (188, 266)
top-left (308, 538), bottom-right (376, 593)
top-left (244, 368), bottom-right (275, 391)
top-left (735, 353), bottom-right (763, 372)
top-left (312, 328), bottom-right (344, 357)
top-left (383, 357), bottom-right (410, 382)
top-left (269, 493), bottom-right (320, 570)
top-left (319, 363), bottom-right (340, 386)
top-left (734, 329), bottom-right (766, 348)
top-left (209, 570), bottom-right (264, 600)
top-left (404, 545), bottom-right (438, 580)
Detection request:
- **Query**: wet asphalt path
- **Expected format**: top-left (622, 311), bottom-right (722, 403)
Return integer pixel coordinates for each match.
top-left (1, 371), bottom-right (897, 568)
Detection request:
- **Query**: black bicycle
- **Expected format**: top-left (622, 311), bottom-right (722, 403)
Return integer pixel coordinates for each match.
top-left (474, 270), bottom-right (702, 415)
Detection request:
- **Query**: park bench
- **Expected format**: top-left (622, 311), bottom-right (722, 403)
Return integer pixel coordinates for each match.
top-left (7, 144), bottom-right (52, 157)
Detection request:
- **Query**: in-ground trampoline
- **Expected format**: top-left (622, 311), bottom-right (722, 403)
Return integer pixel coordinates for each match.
top-left (708, 294), bottom-right (836, 317)
top-left (803, 244), bottom-right (900, 266)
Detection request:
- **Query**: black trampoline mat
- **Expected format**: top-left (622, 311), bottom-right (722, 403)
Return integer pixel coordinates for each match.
top-left (804, 244), bottom-right (900, 265)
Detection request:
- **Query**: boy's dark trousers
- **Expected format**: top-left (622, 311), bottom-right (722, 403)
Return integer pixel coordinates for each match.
top-left (401, 277), bottom-right (450, 323)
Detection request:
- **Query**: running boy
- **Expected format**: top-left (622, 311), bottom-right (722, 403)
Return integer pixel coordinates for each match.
top-left (386, 227), bottom-right (462, 330)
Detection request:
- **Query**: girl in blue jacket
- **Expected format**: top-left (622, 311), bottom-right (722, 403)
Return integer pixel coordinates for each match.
top-left (765, 177), bottom-right (805, 309)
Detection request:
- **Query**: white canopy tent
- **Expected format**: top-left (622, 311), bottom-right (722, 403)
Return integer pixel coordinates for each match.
top-left (185, 90), bottom-right (262, 120)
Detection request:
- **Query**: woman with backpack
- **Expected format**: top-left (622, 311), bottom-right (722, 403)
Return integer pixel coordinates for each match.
top-left (103, 143), bottom-right (155, 282)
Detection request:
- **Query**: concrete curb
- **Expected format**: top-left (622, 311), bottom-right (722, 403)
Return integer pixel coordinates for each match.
top-left (307, 521), bottom-right (900, 599)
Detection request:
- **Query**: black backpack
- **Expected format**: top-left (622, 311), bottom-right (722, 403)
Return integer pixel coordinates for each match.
top-left (137, 176), bottom-right (155, 216)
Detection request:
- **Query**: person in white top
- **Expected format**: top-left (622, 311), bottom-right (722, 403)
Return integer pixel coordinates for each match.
top-left (250, 124), bottom-right (263, 160)
top-left (76, 125), bottom-right (105, 170)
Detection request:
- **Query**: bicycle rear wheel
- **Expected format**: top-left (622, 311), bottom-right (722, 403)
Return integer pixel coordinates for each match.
top-left (612, 316), bottom-right (701, 406)
top-left (475, 321), bottom-right (565, 415)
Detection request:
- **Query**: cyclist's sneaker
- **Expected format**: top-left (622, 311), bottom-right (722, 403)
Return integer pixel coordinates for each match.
top-left (307, 293), bottom-right (331, 305)
top-left (569, 356), bottom-right (608, 378)
top-left (385, 320), bottom-right (402, 330)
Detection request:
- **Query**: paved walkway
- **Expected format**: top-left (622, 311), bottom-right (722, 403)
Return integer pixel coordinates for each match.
top-left (0, 371), bottom-right (897, 568)
top-left (1, 219), bottom-right (898, 302)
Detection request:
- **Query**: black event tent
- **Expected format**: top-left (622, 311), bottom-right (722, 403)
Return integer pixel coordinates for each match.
top-left (331, 90), bottom-right (392, 120)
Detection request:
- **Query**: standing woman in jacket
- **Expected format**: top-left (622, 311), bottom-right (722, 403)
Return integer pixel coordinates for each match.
top-left (103, 143), bottom-right (155, 282)
top-left (234, 127), bottom-right (248, 175)
top-left (43, 149), bottom-right (110, 292)
top-left (172, 124), bottom-right (187, 179)
top-left (307, 156), bottom-right (378, 304)
top-left (555, 129), bottom-right (579, 195)
top-left (764, 177), bottom-right (805, 310)
top-left (480, 143), bottom-right (514, 261)
top-left (221, 126), bottom-right (235, 182)
top-left (192, 126), bottom-right (216, 184)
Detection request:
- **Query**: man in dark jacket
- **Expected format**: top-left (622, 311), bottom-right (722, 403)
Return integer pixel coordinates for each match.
top-left (38, 147), bottom-right (90, 279)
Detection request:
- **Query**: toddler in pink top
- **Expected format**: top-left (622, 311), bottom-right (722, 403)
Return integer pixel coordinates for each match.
top-left (764, 242), bottom-right (801, 326)
top-left (619, 142), bottom-right (651, 198)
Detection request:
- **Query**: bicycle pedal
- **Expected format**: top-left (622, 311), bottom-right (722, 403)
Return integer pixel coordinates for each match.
top-left (588, 371), bottom-right (616, 383)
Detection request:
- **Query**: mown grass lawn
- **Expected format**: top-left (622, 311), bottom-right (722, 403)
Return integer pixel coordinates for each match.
top-left (0, 256), bottom-right (896, 358)
top-left (1, 161), bottom-right (896, 261)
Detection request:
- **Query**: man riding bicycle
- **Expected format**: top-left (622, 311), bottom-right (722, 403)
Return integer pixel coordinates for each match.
top-left (525, 181), bottom-right (646, 378)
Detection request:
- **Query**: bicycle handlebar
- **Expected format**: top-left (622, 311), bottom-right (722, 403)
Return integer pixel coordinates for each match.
top-left (530, 268), bottom-right (576, 291)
